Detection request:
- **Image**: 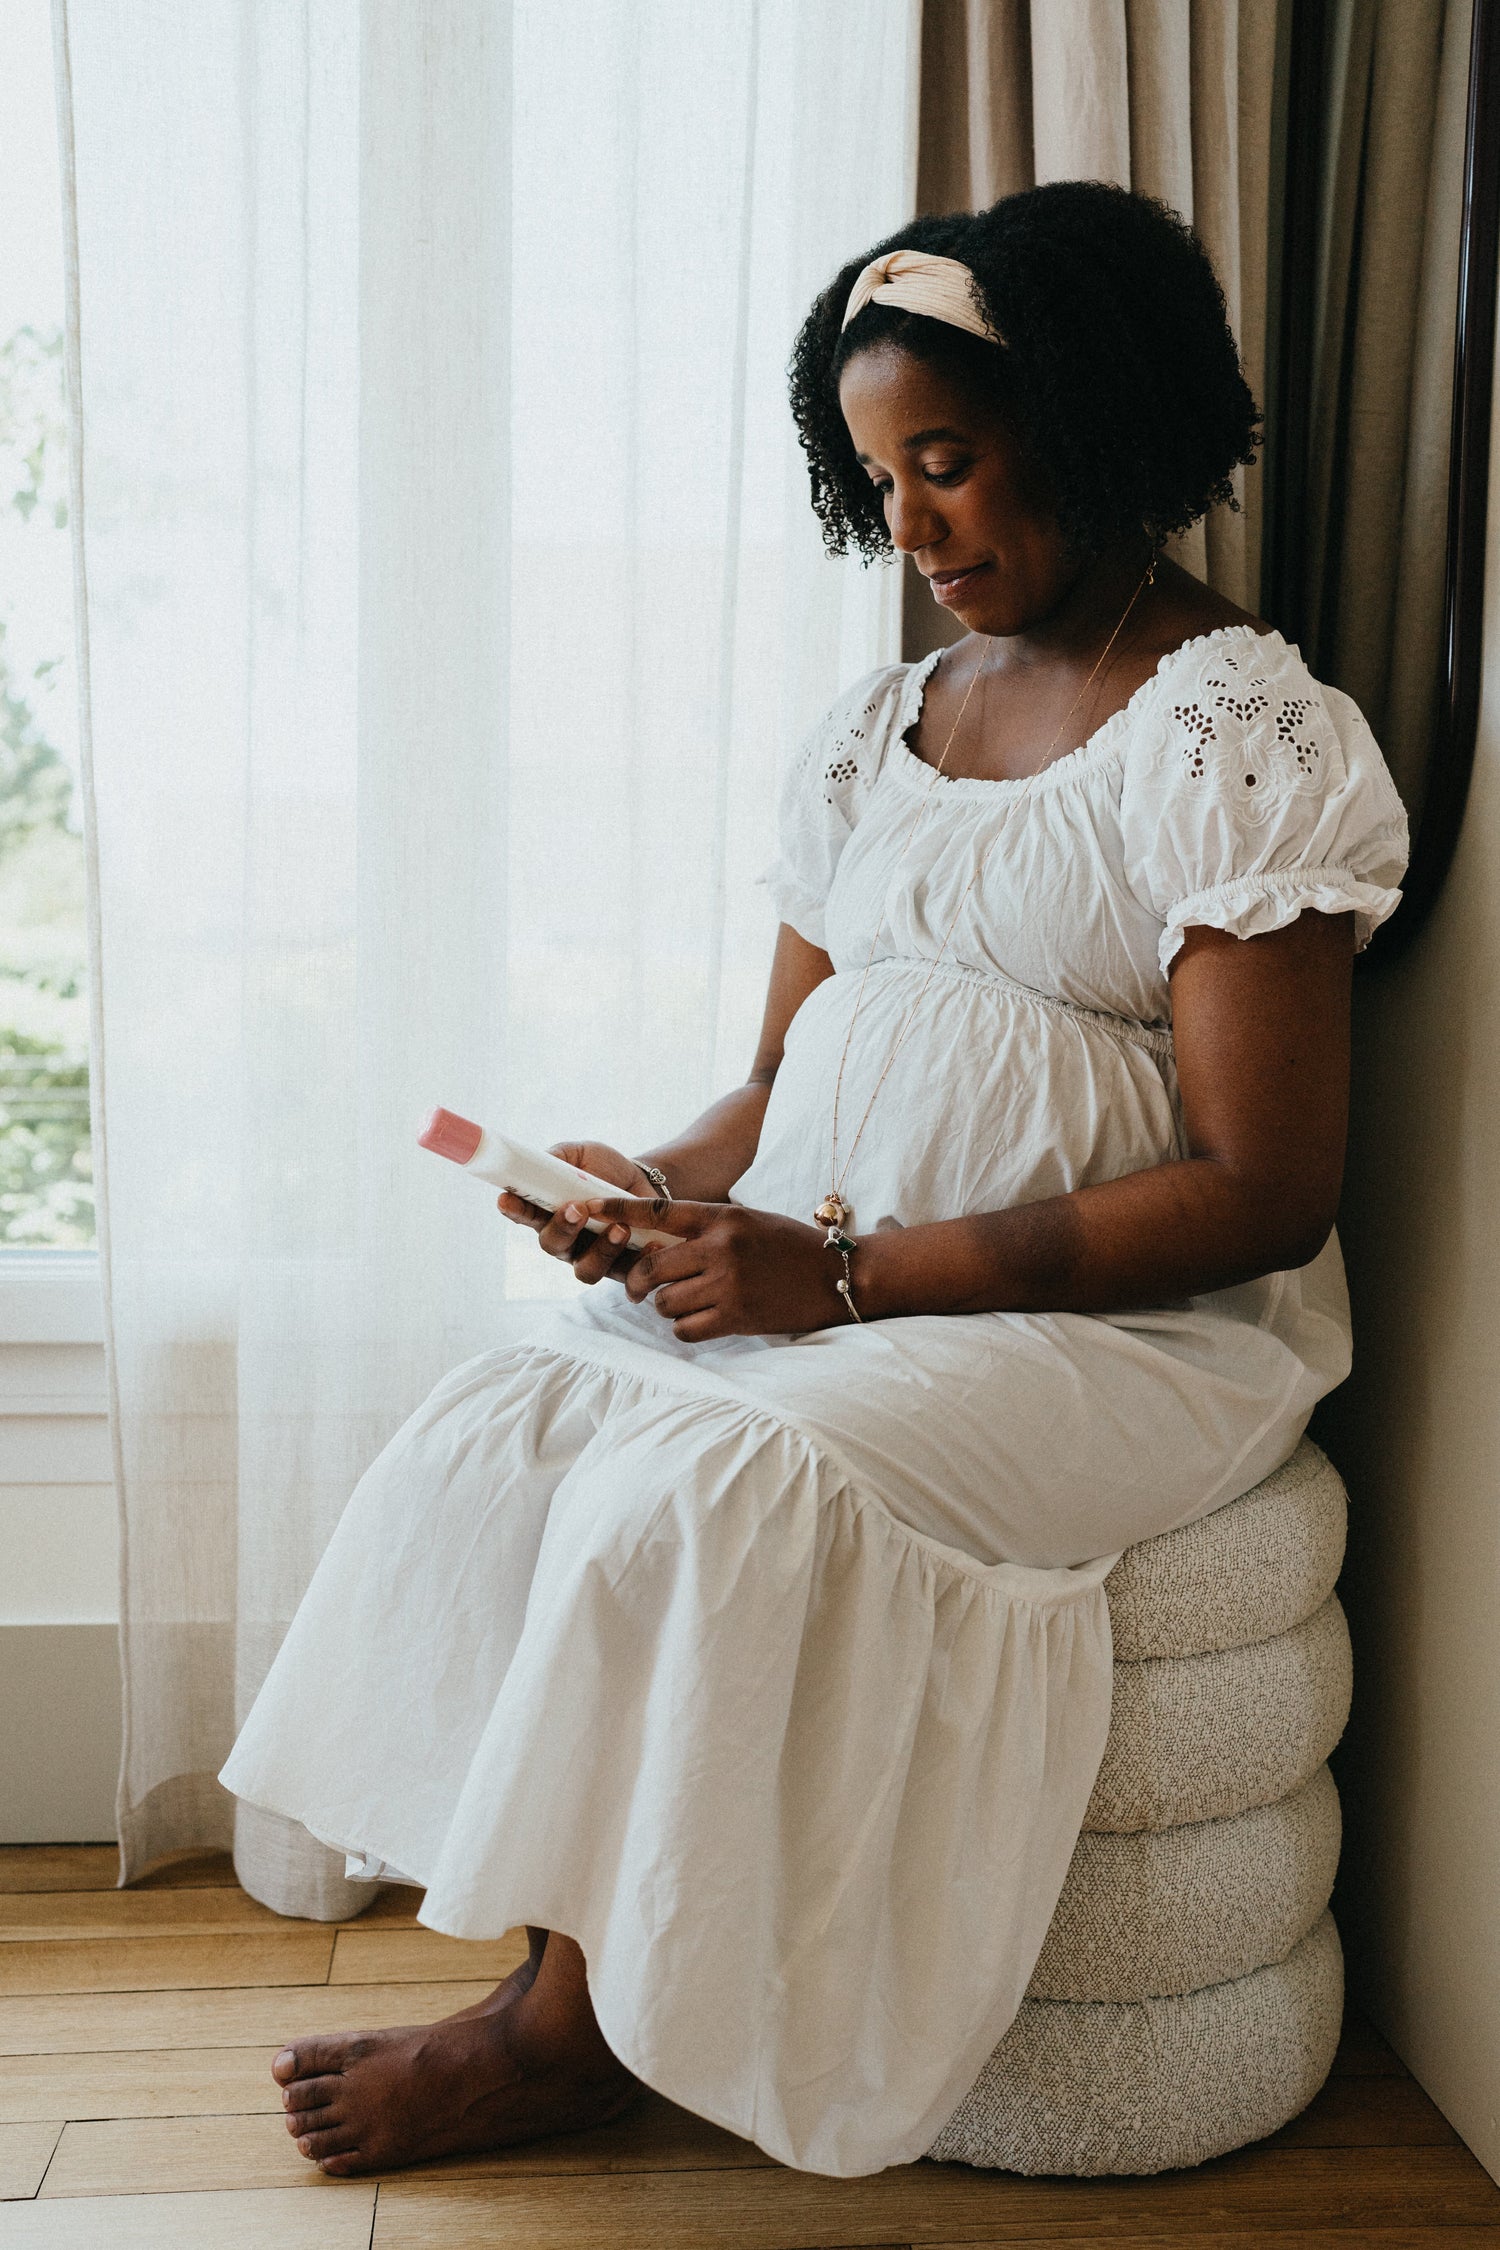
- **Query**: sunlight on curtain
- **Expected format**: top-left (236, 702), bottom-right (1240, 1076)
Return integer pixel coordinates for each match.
top-left (56, 0), bottom-right (919, 1889)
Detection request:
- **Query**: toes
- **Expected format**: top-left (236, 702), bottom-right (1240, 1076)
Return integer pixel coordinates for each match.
top-left (281, 2073), bottom-right (342, 2116)
top-left (317, 2149), bottom-right (369, 2177)
top-left (272, 2038), bottom-right (346, 2086)
top-left (297, 2124), bottom-right (361, 2165)
top-left (286, 2100), bottom-right (344, 2139)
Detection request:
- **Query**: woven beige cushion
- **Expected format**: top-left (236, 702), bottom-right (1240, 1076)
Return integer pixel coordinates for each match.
top-left (1029, 1763), bottom-right (1339, 2001)
top-left (930, 1908), bottom-right (1342, 2176)
top-left (1105, 1437), bottom-right (1347, 1661)
top-left (1085, 1593), bottom-right (1351, 1832)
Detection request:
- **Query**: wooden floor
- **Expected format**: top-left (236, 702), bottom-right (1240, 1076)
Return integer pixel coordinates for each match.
top-left (0, 1849), bottom-right (1497, 2248)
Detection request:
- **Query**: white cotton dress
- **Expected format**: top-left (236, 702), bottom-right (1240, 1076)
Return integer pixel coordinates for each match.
top-left (221, 625), bottom-right (1408, 2178)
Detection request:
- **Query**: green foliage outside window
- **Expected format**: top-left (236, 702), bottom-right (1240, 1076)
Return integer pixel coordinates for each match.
top-left (0, 323), bottom-right (93, 1247)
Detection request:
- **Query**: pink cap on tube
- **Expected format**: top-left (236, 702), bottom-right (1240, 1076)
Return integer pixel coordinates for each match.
top-left (419, 1107), bottom-right (484, 1165)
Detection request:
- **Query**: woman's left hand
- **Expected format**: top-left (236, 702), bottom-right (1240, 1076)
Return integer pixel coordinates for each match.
top-left (582, 1197), bottom-right (849, 1340)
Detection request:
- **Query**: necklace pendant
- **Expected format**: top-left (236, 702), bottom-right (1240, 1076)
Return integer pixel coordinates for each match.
top-left (815, 1190), bottom-right (852, 1230)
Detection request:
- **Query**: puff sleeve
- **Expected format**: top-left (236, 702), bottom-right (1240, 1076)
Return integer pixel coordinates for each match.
top-left (1119, 632), bottom-right (1409, 974)
top-left (762, 663), bottom-right (912, 949)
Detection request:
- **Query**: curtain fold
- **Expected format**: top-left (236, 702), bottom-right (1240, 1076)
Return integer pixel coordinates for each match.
top-left (909, 0), bottom-right (1281, 663)
top-left (57, 0), bottom-right (919, 1900)
top-left (1297, 0), bottom-right (1472, 818)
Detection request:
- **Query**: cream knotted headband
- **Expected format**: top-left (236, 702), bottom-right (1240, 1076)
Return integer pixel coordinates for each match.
top-left (840, 248), bottom-right (1004, 343)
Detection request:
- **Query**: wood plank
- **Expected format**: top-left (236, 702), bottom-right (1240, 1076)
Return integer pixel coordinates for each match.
top-left (40, 2075), bottom-right (1455, 2197)
top-left (130, 1853), bottom-right (240, 1892)
top-left (0, 1850), bottom-right (122, 1897)
top-left (0, 1884), bottom-right (419, 1942)
top-left (0, 2048), bottom-right (283, 2124)
top-left (347, 1889), bottom-right (426, 1925)
top-left (0, 1890), bottom-right (314, 1942)
top-left (40, 2113), bottom-right (320, 2198)
top-left (37, 2092), bottom-right (774, 2199)
top-left (0, 1848), bottom-right (238, 1896)
top-left (0, 2183), bottom-right (377, 2246)
top-left (0, 1932), bottom-right (335, 2000)
top-left (131, 1853), bottom-right (241, 1893)
top-left (329, 1926), bottom-right (527, 1985)
top-left (1266, 2071), bottom-right (1460, 2148)
top-left (368, 2145), bottom-right (1500, 2248)
top-left (0, 1978), bottom-right (491, 2057)
top-left (413, 2091), bottom-right (772, 2180)
top-left (0, 2120), bottom-right (62, 2201)
top-left (928, 2239), bottom-right (1500, 2249)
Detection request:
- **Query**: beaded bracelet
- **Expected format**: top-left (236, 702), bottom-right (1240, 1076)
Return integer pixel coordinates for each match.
top-left (824, 1225), bottom-right (864, 1323)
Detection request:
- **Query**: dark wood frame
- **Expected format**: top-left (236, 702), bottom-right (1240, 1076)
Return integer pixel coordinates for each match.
top-left (1263, 0), bottom-right (1327, 661)
top-left (1388, 0), bottom-right (1500, 956)
top-left (1272, 0), bottom-right (1500, 962)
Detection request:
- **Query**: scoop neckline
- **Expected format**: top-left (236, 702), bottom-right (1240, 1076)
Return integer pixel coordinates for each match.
top-left (892, 622), bottom-right (1288, 799)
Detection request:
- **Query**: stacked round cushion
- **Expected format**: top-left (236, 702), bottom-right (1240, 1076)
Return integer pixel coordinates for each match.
top-left (928, 1436), bottom-right (1351, 2176)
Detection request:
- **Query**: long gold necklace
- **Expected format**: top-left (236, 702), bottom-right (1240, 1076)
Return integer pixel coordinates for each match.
top-left (815, 560), bottom-right (1154, 1239)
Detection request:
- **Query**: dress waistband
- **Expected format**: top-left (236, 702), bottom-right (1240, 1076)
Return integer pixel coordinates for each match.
top-left (849, 952), bottom-right (1176, 1060)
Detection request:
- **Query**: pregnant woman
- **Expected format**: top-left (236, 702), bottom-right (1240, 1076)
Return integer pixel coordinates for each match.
top-left (221, 181), bottom-right (1407, 2180)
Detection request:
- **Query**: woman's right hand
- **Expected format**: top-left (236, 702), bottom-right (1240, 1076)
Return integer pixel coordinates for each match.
top-left (496, 1142), bottom-right (655, 1286)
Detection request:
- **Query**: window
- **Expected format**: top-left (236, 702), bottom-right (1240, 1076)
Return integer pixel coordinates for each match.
top-left (0, 3), bottom-right (91, 1251)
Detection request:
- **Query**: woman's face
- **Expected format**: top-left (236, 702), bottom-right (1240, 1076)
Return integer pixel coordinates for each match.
top-left (837, 342), bottom-right (1079, 635)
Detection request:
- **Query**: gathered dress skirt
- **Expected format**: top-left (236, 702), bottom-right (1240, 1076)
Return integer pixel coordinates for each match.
top-left (221, 1275), bottom-right (1330, 2176)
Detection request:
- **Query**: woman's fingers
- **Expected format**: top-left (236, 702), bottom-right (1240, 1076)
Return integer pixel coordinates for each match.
top-left (567, 1211), bottom-right (635, 1286)
top-left (532, 1201), bottom-right (596, 1260)
top-left (537, 1201), bottom-right (621, 1269)
top-left (499, 1193), bottom-right (631, 1279)
top-left (497, 1191), bottom-right (548, 1231)
top-left (583, 1195), bottom-right (704, 1240)
top-left (504, 1188), bottom-right (716, 1288)
top-left (622, 1237), bottom-right (708, 1304)
top-left (650, 1273), bottom-right (718, 1320)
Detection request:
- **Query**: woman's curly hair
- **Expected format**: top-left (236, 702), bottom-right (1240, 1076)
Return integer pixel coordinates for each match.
top-left (788, 182), bottom-right (1260, 562)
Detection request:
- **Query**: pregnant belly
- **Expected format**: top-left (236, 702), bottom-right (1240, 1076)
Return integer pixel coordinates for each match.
top-left (730, 960), bottom-right (1182, 1231)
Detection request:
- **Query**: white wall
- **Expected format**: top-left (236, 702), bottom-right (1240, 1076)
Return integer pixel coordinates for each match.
top-left (0, 1260), bottom-right (119, 1842)
top-left (1317, 359), bottom-right (1500, 2180)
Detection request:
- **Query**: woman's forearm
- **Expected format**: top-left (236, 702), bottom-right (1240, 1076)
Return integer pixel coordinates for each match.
top-left (852, 1153), bottom-right (1337, 1323)
top-left (637, 1079), bottom-right (774, 1204)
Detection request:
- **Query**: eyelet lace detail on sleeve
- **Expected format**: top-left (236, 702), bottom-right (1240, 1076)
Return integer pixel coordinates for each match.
top-left (786, 688), bottom-right (887, 812)
top-left (762, 664), bottom-right (912, 949)
top-left (1123, 630), bottom-right (1410, 973)
top-left (1163, 645), bottom-right (1340, 817)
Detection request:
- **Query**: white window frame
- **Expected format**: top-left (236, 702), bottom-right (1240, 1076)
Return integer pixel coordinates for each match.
top-left (0, 1250), bottom-right (104, 1346)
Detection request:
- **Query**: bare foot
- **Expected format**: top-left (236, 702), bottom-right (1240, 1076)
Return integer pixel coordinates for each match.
top-left (271, 1931), bottom-right (638, 2176)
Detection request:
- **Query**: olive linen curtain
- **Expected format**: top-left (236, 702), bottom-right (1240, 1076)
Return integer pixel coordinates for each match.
top-left (1292, 0), bottom-right (1474, 821)
top-left (56, 0), bottom-right (919, 1905)
top-left (907, 0), bottom-right (1282, 660)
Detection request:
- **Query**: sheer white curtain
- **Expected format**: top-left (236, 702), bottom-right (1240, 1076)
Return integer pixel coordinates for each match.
top-left (55, 0), bottom-right (919, 1905)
